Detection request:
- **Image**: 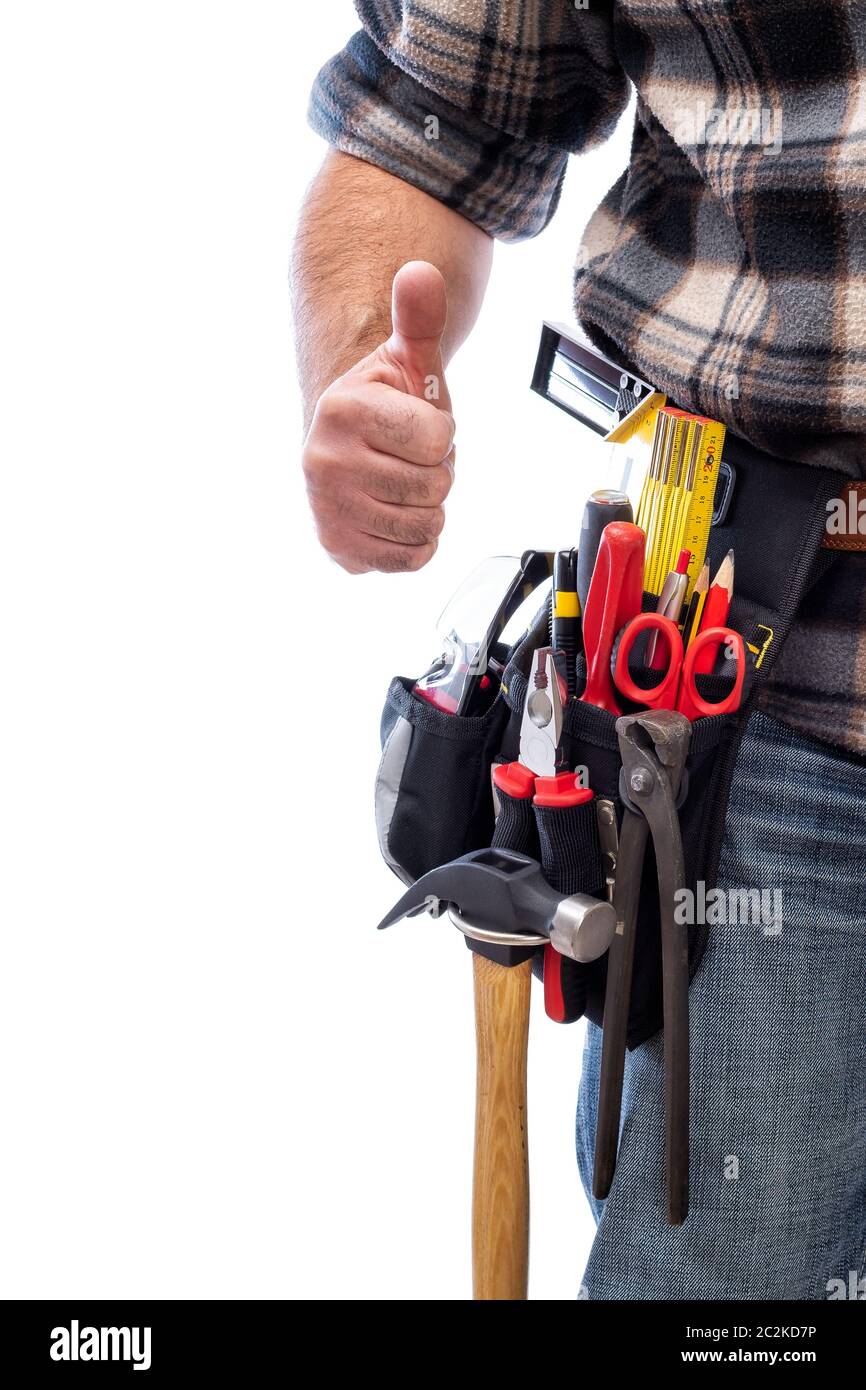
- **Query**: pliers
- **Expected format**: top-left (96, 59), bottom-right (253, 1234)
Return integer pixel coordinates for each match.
top-left (493, 647), bottom-right (604, 1022)
top-left (592, 708), bottom-right (692, 1225)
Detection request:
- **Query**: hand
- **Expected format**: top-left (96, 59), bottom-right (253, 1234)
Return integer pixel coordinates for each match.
top-left (302, 261), bottom-right (455, 573)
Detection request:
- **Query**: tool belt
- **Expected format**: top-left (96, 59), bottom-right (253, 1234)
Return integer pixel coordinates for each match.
top-left (376, 437), bottom-right (847, 1046)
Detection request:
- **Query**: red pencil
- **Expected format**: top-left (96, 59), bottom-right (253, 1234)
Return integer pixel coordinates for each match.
top-left (693, 550), bottom-right (735, 674)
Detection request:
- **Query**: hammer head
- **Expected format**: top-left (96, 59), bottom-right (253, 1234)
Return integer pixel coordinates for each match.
top-left (377, 848), bottom-right (557, 937)
top-left (377, 848), bottom-right (615, 964)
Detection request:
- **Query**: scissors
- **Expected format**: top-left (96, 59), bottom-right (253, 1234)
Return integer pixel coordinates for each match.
top-left (613, 612), bottom-right (745, 720)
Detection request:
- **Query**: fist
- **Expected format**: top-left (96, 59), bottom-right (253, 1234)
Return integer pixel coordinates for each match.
top-left (302, 261), bottom-right (455, 573)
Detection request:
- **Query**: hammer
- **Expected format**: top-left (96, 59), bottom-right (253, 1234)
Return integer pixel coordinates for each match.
top-left (378, 848), bottom-right (615, 1298)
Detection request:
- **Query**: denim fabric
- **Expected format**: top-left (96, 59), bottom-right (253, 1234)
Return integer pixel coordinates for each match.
top-left (575, 710), bottom-right (866, 1300)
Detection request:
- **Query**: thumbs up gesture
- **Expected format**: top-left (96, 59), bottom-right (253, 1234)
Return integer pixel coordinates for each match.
top-left (302, 261), bottom-right (456, 573)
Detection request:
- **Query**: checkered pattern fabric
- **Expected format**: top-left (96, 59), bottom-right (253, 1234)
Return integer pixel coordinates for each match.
top-left (310, 1), bottom-right (866, 752)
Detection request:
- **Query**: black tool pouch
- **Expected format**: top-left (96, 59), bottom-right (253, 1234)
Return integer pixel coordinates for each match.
top-left (376, 672), bottom-right (512, 886)
top-left (375, 441), bottom-right (848, 1046)
top-left (496, 607), bottom-right (742, 1042)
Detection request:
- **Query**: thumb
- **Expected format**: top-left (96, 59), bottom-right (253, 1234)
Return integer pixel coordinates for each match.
top-left (384, 260), bottom-right (449, 404)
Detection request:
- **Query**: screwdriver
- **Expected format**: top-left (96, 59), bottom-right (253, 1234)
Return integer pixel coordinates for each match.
top-left (580, 521), bottom-right (645, 715)
top-left (576, 490), bottom-right (634, 612)
top-left (551, 548), bottom-right (580, 700)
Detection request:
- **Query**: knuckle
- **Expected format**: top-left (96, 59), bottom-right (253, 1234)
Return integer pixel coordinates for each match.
top-left (302, 440), bottom-right (345, 496)
top-left (428, 464), bottom-right (453, 505)
top-left (431, 415), bottom-right (456, 463)
top-left (418, 423), bottom-right (450, 467)
top-left (405, 541), bottom-right (437, 572)
top-left (314, 384), bottom-right (354, 434)
top-left (374, 547), bottom-right (413, 574)
top-left (369, 539), bottom-right (437, 574)
top-left (371, 507), bottom-right (444, 546)
top-left (301, 439), bottom-right (325, 485)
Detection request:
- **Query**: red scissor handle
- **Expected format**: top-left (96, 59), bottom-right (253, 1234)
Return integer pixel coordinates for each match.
top-left (678, 627), bottom-right (745, 720)
top-left (613, 612), bottom-right (683, 710)
top-left (615, 616), bottom-right (746, 719)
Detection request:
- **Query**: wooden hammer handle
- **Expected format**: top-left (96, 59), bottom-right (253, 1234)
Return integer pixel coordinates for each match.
top-left (472, 952), bottom-right (532, 1300)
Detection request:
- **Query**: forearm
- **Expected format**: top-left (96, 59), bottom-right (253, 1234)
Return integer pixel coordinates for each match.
top-left (291, 151), bottom-right (493, 424)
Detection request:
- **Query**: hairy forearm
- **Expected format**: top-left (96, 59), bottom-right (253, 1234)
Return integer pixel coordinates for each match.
top-left (291, 151), bottom-right (493, 424)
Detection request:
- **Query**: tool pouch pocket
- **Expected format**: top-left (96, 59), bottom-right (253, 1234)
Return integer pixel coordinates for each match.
top-left (501, 610), bottom-right (741, 1044)
top-left (374, 448), bottom-right (849, 1046)
top-left (375, 677), bottom-right (511, 885)
top-left (497, 442), bottom-right (848, 1045)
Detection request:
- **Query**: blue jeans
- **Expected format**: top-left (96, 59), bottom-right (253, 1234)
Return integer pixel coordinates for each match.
top-left (576, 711), bottom-right (866, 1299)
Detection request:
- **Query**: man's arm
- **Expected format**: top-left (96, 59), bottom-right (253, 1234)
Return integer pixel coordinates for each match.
top-left (292, 151), bottom-right (492, 575)
top-left (296, 6), bottom-right (627, 573)
top-left (293, 151), bottom-right (492, 420)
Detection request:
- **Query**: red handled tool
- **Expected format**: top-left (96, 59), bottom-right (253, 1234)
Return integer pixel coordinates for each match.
top-left (534, 774), bottom-right (595, 1024)
top-left (490, 645), bottom-right (603, 1023)
top-left (614, 612), bottom-right (745, 720)
top-left (579, 522), bottom-right (645, 714)
top-left (492, 762), bottom-right (594, 1022)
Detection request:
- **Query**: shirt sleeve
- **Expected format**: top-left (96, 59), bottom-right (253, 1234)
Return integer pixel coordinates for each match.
top-left (308, 1), bottom-right (629, 243)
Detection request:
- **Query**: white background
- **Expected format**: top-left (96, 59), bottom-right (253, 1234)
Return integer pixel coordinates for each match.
top-left (0, 3), bottom-right (633, 1299)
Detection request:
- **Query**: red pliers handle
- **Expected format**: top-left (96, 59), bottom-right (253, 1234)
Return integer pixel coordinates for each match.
top-left (492, 762), bottom-right (595, 1024)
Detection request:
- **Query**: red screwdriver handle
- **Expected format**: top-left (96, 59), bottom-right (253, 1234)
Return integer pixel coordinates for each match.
top-left (580, 522), bottom-right (645, 714)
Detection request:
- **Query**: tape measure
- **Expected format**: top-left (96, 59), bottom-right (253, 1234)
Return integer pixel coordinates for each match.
top-left (679, 419), bottom-right (725, 600)
top-left (608, 376), bottom-right (727, 602)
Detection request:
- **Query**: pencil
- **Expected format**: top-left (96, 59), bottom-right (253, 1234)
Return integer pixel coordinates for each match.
top-left (681, 560), bottom-right (710, 650)
top-left (693, 550), bottom-right (735, 673)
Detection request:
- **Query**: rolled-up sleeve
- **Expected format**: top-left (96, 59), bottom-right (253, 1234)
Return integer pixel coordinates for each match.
top-left (308, 1), bottom-right (629, 243)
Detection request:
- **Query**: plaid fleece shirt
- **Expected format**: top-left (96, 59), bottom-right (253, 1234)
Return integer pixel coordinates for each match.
top-left (310, 0), bottom-right (866, 755)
